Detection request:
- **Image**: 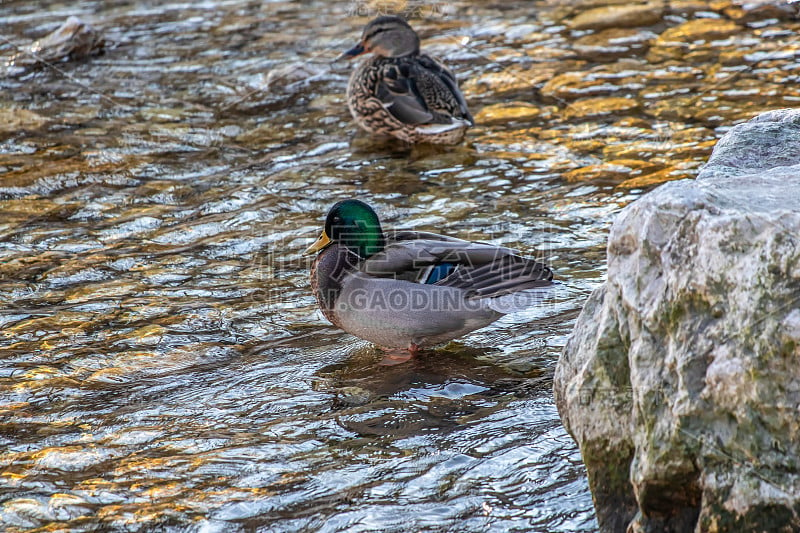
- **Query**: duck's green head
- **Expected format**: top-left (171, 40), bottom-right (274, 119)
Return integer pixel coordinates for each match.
top-left (304, 199), bottom-right (386, 259)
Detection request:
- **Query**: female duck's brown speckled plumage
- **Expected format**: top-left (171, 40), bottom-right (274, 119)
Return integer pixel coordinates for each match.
top-left (342, 16), bottom-right (474, 144)
top-left (304, 200), bottom-right (554, 354)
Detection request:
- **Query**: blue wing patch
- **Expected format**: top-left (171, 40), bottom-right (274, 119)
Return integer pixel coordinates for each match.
top-left (425, 262), bottom-right (456, 284)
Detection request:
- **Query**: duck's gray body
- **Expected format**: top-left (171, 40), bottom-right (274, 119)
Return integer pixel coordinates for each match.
top-left (310, 230), bottom-right (552, 349)
top-left (333, 271), bottom-right (501, 347)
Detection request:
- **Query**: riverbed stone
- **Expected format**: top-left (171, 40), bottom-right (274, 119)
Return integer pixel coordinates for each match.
top-left (0, 108), bottom-right (48, 132)
top-left (656, 18), bottom-right (741, 45)
top-left (562, 158), bottom-right (660, 182)
top-left (463, 61), bottom-right (587, 97)
top-left (554, 108), bottom-right (800, 531)
top-left (541, 69), bottom-right (644, 102)
top-left (5, 16), bottom-right (105, 76)
top-left (647, 18), bottom-right (742, 62)
top-left (573, 28), bottom-right (656, 61)
top-left (568, 2), bottom-right (665, 31)
top-left (564, 96), bottom-right (641, 119)
top-left (474, 102), bottom-right (547, 125)
top-left (725, 0), bottom-right (800, 22)
top-left (667, 0), bottom-right (719, 17)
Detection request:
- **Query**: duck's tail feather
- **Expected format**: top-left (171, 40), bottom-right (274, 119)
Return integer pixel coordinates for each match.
top-left (414, 120), bottom-right (471, 134)
top-left (436, 254), bottom-right (553, 300)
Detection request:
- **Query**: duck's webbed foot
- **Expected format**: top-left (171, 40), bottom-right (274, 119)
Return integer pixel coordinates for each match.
top-left (377, 343), bottom-right (421, 366)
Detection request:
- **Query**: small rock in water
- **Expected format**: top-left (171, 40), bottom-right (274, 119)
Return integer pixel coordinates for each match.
top-left (727, 0), bottom-right (800, 22)
top-left (335, 386), bottom-right (373, 407)
top-left (568, 2), bottom-right (664, 31)
top-left (0, 108), bottom-right (48, 133)
top-left (573, 29), bottom-right (657, 62)
top-left (474, 102), bottom-right (545, 125)
top-left (5, 16), bottom-right (105, 76)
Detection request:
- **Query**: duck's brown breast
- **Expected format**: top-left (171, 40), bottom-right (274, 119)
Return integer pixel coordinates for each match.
top-left (310, 245), bottom-right (360, 329)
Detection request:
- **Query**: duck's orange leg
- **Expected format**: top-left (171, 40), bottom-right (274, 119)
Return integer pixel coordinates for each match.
top-left (377, 343), bottom-right (421, 366)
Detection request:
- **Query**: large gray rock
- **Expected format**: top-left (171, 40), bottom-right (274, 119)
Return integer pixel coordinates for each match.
top-left (555, 108), bottom-right (800, 532)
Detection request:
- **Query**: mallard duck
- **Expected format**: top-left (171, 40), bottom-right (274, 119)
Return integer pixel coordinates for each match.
top-left (341, 16), bottom-right (474, 145)
top-left (303, 200), bottom-right (553, 356)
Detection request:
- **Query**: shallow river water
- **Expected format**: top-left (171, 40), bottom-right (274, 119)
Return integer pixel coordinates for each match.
top-left (1, 0), bottom-right (799, 531)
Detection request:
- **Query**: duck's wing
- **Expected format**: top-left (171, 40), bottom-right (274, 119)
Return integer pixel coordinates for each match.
top-left (376, 56), bottom-right (473, 127)
top-left (385, 229), bottom-right (468, 243)
top-left (360, 234), bottom-right (552, 295)
top-left (415, 55), bottom-right (474, 126)
top-left (376, 63), bottom-right (435, 125)
top-left (437, 253), bottom-right (553, 299)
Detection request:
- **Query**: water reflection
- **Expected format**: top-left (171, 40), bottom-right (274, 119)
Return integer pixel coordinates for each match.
top-left (1, 0), bottom-right (796, 530)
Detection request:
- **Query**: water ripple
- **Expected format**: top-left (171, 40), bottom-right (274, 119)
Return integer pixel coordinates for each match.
top-left (5, 0), bottom-right (791, 529)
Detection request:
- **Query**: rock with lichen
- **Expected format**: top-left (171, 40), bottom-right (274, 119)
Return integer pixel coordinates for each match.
top-left (555, 108), bottom-right (800, 532)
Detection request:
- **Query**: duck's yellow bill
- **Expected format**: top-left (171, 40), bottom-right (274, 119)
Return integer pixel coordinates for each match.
top-left (303, 231), bottom-right (331, 255)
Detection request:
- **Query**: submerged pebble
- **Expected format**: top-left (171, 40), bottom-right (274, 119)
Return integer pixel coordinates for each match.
top-left (5, 16), bottom-right (105, 76)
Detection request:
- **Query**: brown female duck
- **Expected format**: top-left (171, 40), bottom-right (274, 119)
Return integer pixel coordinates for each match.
top-left (342, 16), bottom-right (474, 144)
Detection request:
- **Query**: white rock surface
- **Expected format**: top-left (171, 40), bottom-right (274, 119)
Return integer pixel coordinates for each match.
top-left (555, 109), bottom-right (800, 532)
